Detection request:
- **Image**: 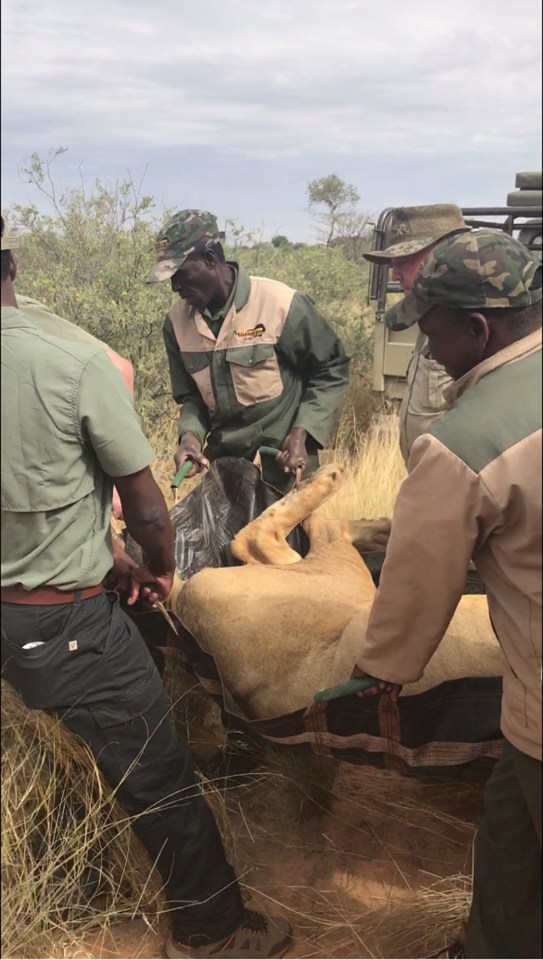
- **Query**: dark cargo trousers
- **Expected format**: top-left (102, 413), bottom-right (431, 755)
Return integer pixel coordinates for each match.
top-left (465, 740), bottom-right (542, 959)
top-left (1, 591), bottom-right (244, 944)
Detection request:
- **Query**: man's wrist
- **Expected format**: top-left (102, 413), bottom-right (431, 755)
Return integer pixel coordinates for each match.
top-left (178, 429), bottom-right (202, 446)
top-left (148, 564), bottom-right (175, 580)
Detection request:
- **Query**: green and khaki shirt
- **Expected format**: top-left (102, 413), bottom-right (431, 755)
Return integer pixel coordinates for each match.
top-left (1, 306), bottom-right (154, 590)
top-left (162, 264), bottom-right (350, 461)
top-left (359, 330), bottom-right (542, 760)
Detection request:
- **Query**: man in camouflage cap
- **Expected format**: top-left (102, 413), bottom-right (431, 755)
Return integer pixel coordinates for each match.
top-left (147, 210), bottom-right (221, 283)
top-left (386, 228), bottom-right (542, 335)
top-left (364, 204), bottom-right (470, 464)
top-left (353, 229), bottom-right (542, 959)
top-left (148, 209), bottom-right (349, 493)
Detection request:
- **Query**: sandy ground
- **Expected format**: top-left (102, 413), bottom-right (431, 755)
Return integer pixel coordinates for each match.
top-left (73, 685), bottom-right (486, 960)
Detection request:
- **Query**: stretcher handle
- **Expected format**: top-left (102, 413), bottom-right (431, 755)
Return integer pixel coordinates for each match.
top-left (314, 676), bottom-right (380, 703)
top-left (171, 459), bottom-right (194, 489)
top-left (258, 445), bottom-right (304, 488)
top-left (258, 446), bottom-right (281, 458)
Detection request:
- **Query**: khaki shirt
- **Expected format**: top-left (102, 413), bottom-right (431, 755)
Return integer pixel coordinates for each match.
top-left (398, 330), bottom-right (452, 465)
top-left (1, 306), bottom-right (154, 590)
top-left (359, 330), bottom-right (542, 760)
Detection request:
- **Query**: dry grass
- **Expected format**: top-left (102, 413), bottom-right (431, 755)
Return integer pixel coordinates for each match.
top-left (197, 752), bottom-right (479, 960)
top-left (321, 413), bottom-right (406, 520)
top-left (1, 681), bottom-right (165, 959)
top-left (1, 670), bottom-right (479, 960)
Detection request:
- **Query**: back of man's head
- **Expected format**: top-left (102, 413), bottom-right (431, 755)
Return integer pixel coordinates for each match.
top-left (1, 215), bottom-right (15, 283)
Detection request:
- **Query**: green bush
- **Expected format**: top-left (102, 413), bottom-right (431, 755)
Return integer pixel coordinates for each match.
top-left (12, 152), bottom-right (377, 442)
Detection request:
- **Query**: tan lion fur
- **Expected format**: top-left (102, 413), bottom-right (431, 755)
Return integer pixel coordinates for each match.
top-left (166, 464), bottom-right (502, 719)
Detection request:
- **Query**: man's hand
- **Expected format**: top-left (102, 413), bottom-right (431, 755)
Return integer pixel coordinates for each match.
top-left (126, 564), bottom-right (174, 608)
top-left (276, 427), bottom-right (308, 475)
top-left (174, 431), bottom-right (209, 477)
top-left (351, 664), bottom-right (402, 701)
top-left (105, 539), bottom-right (138, 593)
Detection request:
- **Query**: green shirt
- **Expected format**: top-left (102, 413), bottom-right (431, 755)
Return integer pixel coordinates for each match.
top-left (1, 306), bottom-right (154, 590)
top-left (14, 295), bottom-right (109, 350)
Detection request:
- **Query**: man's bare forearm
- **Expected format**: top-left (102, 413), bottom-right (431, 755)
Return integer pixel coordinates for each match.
top-left (114, 468), bottom-right (175, 576)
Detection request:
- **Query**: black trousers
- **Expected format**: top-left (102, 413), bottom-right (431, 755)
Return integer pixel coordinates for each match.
top-left (1, 591), bottom-right (244, 944)
top-left (465, 740), bottom-right (542, 958)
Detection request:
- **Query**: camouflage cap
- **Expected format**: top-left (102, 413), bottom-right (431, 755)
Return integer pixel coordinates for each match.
top-left (363, 204), bottom-right (469, 264)
top-left (1, 212), bottom-right (19, 252)
top-left (385, 229), bottom-right (543, 331)
top-left (146, 209), bottom-right (220, 283)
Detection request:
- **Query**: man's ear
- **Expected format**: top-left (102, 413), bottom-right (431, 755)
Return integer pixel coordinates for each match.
top-left (9, 254), bottom-right (17, 282)
top-left (203, 250), bottom-right (217, 271)
top-left (467, 312), bottom-right (490, 350)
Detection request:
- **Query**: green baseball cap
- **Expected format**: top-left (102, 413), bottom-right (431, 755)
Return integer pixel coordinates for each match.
top-left (385, 229), bottom-right (542, 330)
top-left (147, 209), bottom-right (220, 283)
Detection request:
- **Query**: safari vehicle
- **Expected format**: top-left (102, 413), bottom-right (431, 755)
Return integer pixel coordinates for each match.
top-left (369, 171), bottom-right (542, 400)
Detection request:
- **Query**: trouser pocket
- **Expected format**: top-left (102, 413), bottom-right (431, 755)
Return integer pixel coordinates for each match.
top-left (1, 593), bottom-right (112, 710)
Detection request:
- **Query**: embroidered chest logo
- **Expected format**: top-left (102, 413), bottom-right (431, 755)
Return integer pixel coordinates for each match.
top-left (236, 323), bottom-right (266, 339)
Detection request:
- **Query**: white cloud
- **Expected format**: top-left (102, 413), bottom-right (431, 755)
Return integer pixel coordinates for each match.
top-left (1, 0), bottom-right (541, 238)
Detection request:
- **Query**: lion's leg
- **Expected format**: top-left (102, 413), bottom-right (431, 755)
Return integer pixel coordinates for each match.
top-left (345, 517), bottom-right (391, 553)
top-left (231, 463), bottom-right (344, 565)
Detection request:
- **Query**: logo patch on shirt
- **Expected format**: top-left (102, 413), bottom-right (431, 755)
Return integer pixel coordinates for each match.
top-left (68, 640), bottom-right (78, 652)
top-left (236, 323), bottom-right (265, 339)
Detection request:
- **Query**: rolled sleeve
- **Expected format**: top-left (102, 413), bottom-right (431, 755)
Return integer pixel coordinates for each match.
top-left (357, 435), bottom-right (498, 685)
top-left (78, 353), bottom-right (155, 477)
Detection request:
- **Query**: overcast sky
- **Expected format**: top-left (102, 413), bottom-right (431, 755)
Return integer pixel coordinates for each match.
top-left (2, 0), bottom-right (541, 242)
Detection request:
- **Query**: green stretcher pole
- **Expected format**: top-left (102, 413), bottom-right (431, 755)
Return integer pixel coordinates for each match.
top-left (314, 676), bottom-right (381, 703)
top-left (171, 460), bottom-right (194, 489)
top-left (258, 446), bottom-right (281, 458)
top-left (172, 449), bottom-right (280, 488)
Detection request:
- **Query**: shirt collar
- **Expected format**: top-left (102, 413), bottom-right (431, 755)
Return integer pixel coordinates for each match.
top-left (444, 328), bottom-right (542, 405)
top-left (202, 262), bottom-right (253, 322)
top-left (1, 305), bottom-right (37, 330)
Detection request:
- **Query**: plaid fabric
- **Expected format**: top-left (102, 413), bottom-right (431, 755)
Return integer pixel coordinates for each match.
top-left (170, 618), bottom-right (503, 773)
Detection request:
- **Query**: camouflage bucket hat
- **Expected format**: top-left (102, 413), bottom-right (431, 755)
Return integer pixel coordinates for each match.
top-left (147, 209), bottom-right (220, 283)
top-left (1, 212), bottom-right (20, 252)
top-left (385, 229), bottom-right (543, 331)
top-left (363, 204), bottom-right (469, 264)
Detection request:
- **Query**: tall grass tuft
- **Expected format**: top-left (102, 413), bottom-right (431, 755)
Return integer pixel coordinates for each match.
top-left (1, 681), bottom-right (163, 959)
top-left (323, 413), bottom-right (407, 520)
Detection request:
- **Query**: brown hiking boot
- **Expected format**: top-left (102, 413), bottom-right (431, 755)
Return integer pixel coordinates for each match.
top-left (165, 909), bottom-right (292, 958)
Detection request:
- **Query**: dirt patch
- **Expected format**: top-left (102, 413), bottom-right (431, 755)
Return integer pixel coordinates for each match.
top-left (76, 725), bottom-right (484, 959)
